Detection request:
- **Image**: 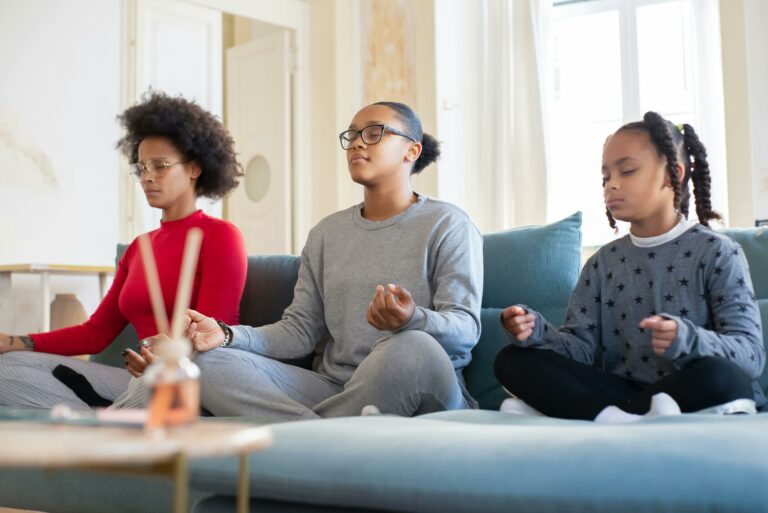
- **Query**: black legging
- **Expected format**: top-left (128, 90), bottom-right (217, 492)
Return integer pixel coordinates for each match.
top-left (493, 346), bottom-right (754, 420)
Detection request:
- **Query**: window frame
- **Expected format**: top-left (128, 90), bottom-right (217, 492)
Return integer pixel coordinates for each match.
top-left (548, 0), bottom-right (728, 244)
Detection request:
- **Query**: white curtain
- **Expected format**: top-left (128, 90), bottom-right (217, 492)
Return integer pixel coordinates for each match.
top-left (474, 0), bottom-right (551, 232)
top-left (689, 0), bottom-right (729, 222)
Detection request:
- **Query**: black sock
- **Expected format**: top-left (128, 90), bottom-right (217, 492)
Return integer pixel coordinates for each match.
top-left (53, 364), bottom-right (113, 407)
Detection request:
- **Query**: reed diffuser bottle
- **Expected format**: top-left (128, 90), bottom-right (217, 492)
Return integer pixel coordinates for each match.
top-left (144, 337), bottom-right (200, 433)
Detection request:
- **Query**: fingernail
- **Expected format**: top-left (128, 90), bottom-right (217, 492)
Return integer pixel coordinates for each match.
top-left (121, 348), bottom-right (129, 357)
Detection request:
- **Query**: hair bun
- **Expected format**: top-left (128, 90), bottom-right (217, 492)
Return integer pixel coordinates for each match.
top-left (413, 133), bottom-right (441, 174)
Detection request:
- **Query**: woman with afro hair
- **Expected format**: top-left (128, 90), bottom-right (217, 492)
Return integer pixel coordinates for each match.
top-left (0, 91), bottom-right (248, 410)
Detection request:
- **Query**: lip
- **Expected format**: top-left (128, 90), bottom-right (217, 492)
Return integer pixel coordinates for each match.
top-left (348, 154), bottom-right (368, 165)
top-left (605, 198), bottom-right (624, 208)
top-left (144, 189), bottom-right (161, 196)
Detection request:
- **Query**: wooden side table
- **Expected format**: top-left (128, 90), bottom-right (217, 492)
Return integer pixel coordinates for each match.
top-left (0, 421), bottom-right (272, 513)
top-left (0, 264), bottom-right (114, 332)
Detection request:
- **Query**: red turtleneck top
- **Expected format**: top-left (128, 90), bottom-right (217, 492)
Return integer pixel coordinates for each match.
top-left (31, 210), bottom-right (247, 355)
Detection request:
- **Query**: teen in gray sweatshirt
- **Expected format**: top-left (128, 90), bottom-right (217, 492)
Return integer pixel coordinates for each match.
top-left (186, 102), bottom-right (483, 420)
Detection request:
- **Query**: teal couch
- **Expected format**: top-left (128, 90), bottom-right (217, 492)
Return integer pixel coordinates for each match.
top-left (1, 212), bottom-right (767, 513)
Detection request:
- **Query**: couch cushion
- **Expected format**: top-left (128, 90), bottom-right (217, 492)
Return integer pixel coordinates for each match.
top-left (465, 213), bottom-right (582, 409)
top-left (722, 225), bottom-right (768, 299)
top-left (480, 212), bottom-right (582, 317)
top-left (239, 255), bottom-right (301, 328)
top-left (722, 227), bottom-right (768, 395)
top-left (189, 412), bottom-right (768, 513)
top-left (758, 299), bottom-right (768, 394)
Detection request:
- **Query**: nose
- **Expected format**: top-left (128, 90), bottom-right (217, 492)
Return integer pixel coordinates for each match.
top-left (350, 133), bottom-right (366, 149)
top-left (603, 174), bottom-right (618, 190)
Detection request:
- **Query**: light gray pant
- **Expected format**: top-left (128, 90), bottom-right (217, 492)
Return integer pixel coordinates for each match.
top-left (0, 352), bottom-right (134, 410)
top-left (194, 330), bottom-right (475, 421)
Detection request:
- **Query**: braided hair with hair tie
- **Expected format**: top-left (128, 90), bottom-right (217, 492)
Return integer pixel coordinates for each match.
top-left (681, 123), bottom-right (722, 226)
top-left (606, 111), bottom-right (720, 229)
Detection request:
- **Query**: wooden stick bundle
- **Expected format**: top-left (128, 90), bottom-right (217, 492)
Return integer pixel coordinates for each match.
top-left (136, 227), bottom-right (203, 340)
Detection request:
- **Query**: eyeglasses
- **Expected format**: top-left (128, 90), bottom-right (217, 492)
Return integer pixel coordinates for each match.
top-left (338, 124), bottom-right (417, 150)
top-left (129, 159), bottom-right (189, 182)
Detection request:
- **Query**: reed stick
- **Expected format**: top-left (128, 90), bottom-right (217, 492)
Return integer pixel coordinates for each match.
top-left (137, 234), bottom-right (170, 336)
top-left (170, 227), bottom-right (203, 340)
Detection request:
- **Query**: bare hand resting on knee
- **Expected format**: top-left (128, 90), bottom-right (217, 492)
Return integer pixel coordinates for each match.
top-left (122, 334), bottom-right (165, 377)
top-left (366, 284), bottom-right (415, 331)
top-left (184, 309), bottom-right (225, 352)
top-left (501, 306), bottom-right (536, 341)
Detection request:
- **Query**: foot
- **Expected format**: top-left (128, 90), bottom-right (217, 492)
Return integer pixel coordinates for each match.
top-left (595, 393), bottom-right (682, 424)
top-left (499, 397), bottom-right (544, 416)
top-left (361, 404), bottom-right (381, 416)
top-left (695, 398), bottom-right (757, 415)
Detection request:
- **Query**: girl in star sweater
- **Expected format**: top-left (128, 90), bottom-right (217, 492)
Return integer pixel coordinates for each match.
top-left (494, 112), bottom-right (765, 422)
top-left (0, 92), bottom-right (247, 410)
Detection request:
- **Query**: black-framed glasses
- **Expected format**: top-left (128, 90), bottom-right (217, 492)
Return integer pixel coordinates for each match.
top-left (338, 124), bottom-right (417, 150)
top-left (129, 159), bottom-right (189, 182)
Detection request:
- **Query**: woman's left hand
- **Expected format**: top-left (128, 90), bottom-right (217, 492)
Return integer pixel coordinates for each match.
top-left (366, 284), bottom-right (415, 331)
top-left (639, 316), bottom-right (679, 355)
top-left (122, 334), bottom-right (165, 377)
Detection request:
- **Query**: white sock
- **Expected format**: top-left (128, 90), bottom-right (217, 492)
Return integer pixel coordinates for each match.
top-left (499, 397), bottom-right (545, 416)
top-left (594, 405), bottom-right (642, 424)
top-left (361, 404), bottom-right (381, 416)
top-left (648, 392), bottom-right (682, 416)
top-left (594, 393), bottom-right (681, 424)
top-left (695, 398), bottom-right (757, 415)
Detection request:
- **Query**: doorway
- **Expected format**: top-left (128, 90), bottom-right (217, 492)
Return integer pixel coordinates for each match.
top-left (120, 0), bottom-right (309, 255)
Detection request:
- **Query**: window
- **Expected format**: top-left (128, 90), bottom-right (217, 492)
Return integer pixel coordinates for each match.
top-left (547, 0), bottom-right (727, 246)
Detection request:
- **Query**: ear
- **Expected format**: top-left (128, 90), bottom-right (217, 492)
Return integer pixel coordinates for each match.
top-left (403, 142), bottom-right (422, 165)
top-left (188, 162), bottom-right (202, 180)
top-left (662, 162), bottom-right (686, 188)
top-left (676, 161), bottom-right (686, 183)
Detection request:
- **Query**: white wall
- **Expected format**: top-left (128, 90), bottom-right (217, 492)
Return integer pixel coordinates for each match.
top-left (0, 0), bottom-right (122, 331)
top-left (307, 0), bottom-right (438, 227)
top-left (721, 0), bottom-right (768, 227)
top-left (744, 0), bottom-right (768, 222)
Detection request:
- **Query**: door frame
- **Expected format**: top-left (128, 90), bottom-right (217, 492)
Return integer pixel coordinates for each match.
top-left (121, 0), bottom-right (310, 254)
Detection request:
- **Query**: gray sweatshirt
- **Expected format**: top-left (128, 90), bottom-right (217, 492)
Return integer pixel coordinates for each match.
top-left (231, 195), bottom-right (484, 385)
top-left (507, 219), bottom-right (766, 406)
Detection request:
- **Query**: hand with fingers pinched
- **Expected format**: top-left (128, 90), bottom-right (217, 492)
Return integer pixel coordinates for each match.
top-left (501, 305), bottom-right (536, 342)
top-left (121, 334), bottom-right (167, 377)
top-left (184, 309), bottom-right (227, 352)
top-left (366, 284), bottom-right (416, 331)
top-left (639, 315), bottom-right (678, 355)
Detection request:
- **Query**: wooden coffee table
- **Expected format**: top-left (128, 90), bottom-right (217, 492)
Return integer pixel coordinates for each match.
top-left (0, 421), bottom-right (272, 513)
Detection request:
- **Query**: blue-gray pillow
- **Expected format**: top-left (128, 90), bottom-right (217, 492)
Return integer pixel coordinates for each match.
top-left (722, 226), bottom-right (768, 299)
top-left (465, 212), bottom-right (582, 409)
top-left (722, 226), bottom-right (768, 395)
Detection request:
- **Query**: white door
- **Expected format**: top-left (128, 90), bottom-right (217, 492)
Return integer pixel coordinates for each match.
top-left (225, 32), bottom-right (293, 255)
top-left (128, 0), bottom-right (223, 237)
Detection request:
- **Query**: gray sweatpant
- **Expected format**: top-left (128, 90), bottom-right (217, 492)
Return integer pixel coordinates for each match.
top-left (194, 330), bottom-right (475, 421)
top-left (0, 352), bottom-right (150, 410)
top-left (0, 352), bottom-right (132, 410)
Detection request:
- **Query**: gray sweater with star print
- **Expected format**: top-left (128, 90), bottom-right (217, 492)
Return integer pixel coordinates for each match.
top-left (507, 223), bottom-right (766, 406)
top-left (230, 195), bottom-right (484, 385)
